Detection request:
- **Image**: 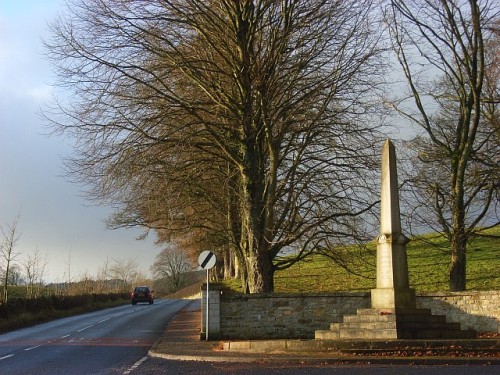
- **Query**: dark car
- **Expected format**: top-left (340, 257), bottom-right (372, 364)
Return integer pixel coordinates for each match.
top-left (131, 286), bottom-right (154, 305)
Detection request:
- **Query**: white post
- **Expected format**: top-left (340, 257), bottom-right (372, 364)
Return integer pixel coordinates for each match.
top-left (198, 250), bottom-right (216, 340)
top-left (205, 269), bottom-right (209, 341)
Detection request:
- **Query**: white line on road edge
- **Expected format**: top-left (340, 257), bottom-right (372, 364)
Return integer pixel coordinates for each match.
top-left (0, 354), bottom-right (14, 361)
top-left (61, 334), bottom-right (70, 338)
top-left (77, 325), bottom-right (94, 332)
top-left (24, 345), bottom-right (41, 351)
top-left (123, 355), bottom-right (148, 375)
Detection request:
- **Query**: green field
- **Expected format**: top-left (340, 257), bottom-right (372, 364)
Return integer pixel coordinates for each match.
top-left (224, 227), bottom-right (499, 293)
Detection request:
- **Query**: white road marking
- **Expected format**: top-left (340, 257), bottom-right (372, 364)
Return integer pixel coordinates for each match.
top-left (98, 318), bottom-right (111, 324)
top-left (61, 334), bottom-right (70, 338)
top-left (24, 345), bottom-right (41, 351)
top-left (77, 325), bottom-right (94, 332)
top-left (123, 355), bottom-right (148, 374)
top-left (0, 354), bottom-right (14, 361)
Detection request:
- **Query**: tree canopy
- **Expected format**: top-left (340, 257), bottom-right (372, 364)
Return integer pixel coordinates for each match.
top-left (387, 0), bottom-right (499, 290)
top-left (45, 0), bottom-right (387, 293)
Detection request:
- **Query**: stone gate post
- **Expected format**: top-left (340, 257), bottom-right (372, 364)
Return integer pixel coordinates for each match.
top-left (200, 283), bottom-right (221, 340)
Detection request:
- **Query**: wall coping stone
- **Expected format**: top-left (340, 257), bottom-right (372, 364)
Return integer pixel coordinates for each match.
top-left (222, 291), bottom-right (370, 300)
top-left (221, 290), bottom-right (498, 299)
top-left (417, 290), bottom-right (498, 297)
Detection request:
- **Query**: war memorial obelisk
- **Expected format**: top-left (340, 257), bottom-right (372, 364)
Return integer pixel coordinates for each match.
top-left (315, 139), bottom-right (475, 339)
top-left (370, 139), bottom-right (416, 309)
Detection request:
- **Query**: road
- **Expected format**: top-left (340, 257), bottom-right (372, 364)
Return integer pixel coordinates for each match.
top-left (0, 298), bottom-right (191, 375)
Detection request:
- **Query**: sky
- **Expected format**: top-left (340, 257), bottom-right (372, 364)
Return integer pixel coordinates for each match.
top-left (0, 0), bottom-right (158, 283)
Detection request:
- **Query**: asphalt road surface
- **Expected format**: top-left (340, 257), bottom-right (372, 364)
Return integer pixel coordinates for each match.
top-left (0, 298), bottom-right (191, 375)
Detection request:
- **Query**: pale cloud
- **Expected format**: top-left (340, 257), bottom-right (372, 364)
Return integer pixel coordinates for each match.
top-left (26, 85), bottom-right (53, 103)
top-left (0, 0), bottom-right (158, 282)
top-left (0, 0), bottom-right (59, 102)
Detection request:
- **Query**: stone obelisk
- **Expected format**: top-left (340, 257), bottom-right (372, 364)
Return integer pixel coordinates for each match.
top-left (371, 140), bottom-right (415, 309)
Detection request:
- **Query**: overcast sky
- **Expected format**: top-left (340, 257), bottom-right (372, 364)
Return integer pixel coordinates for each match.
top-left (0, 0), bottom-right (158, 283)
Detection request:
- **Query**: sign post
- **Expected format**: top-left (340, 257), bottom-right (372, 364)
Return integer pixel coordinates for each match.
top-left (197, 250), bottom-right (216, 341)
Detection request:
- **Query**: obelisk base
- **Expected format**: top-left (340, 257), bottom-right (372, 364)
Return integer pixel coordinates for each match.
top-left (371, 287), bottom-right (416, 309)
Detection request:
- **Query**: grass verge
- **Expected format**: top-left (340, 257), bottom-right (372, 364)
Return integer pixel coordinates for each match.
top-left (0, 297), bottom-right (129, 334)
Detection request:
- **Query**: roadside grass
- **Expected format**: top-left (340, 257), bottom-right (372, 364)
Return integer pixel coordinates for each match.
top-left (223, 227), bottom-right (499, 293)
top-left (0, 294), bottom-right (130, 334)
top-left (0, 299), bottom-right (129, 334)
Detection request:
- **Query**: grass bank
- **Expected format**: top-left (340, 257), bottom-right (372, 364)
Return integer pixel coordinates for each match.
top-left (223, 227), bottom-right (499, 293)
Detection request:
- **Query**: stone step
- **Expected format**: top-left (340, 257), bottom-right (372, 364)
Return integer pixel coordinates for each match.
top-left (396, 328), bottom-right (477, 339)
top-left (321, 320), bottom-right (474, 340)
top-left (338, 328), bottom-right (399, 340)
top-left (344, 321), bottom-right (460, 331)
top-left (327, 327), bottom-right (476, 340)
top-left (343, 313), bottom-right (447, 324)
top-left (396, 314), bottom-right (447, 324)
top-left (340, 319), bottom-right (460, 331)
top-left (356, 308), bottom-right (433, 316)
top-left (318, 308), bottom-right (477, 340)
top-left (329, 323), bottom-right (341, 330)
top-left (316, 322), bottom-right (480, 341)
top-left (343, 314), bottom-right (396, 323)
top-left (337, 321), bottom-right (398, 330)
top-left (315, 329), bottom-right (340, 340)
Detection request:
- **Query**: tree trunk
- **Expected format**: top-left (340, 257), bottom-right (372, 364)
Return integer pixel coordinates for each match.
top-left (449, 231), bottom-right (467, 291)
top-left (3, 260), bottom-right (10, 303)
top-left (246, 249), bottom-right (273, 294)
top-left (223, 249), bottom-right (231, 279)
top-left (240, 262), bottom-right (250, 294)
top-left (449, 153), bottom-right (467, 291)
top-left (240, 169), bottom-right (274, 293)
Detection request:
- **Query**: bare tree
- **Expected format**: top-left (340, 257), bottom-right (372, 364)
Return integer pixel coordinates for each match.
top-left (151, 244), bottom-right (194, 293)
top-left (45, 0), bottom-right (386, 293)
top-left (24, 248), bottom-right (48, 298)
top-left (6, 264), bottom-right (23, 286)
top-left (1, 214), bottom-right (22, 303)
top-left (0, 265), bottom-right (23, 288)
top-left (23, 256), bottom-right (35, 297)
top-left (95, 258), bottom-right (110, 293)
top-left (386, 0), bottom-right (499, 291)
top-left (109, 258), bottom-right (140, 291)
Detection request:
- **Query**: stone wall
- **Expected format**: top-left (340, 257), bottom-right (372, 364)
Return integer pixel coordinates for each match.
top-left (218, 290), bottom-right (499, 339)
top-left (417, 291), bottom-right (499, 334)
top-left (220, 292), bottom-right (370, 339)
